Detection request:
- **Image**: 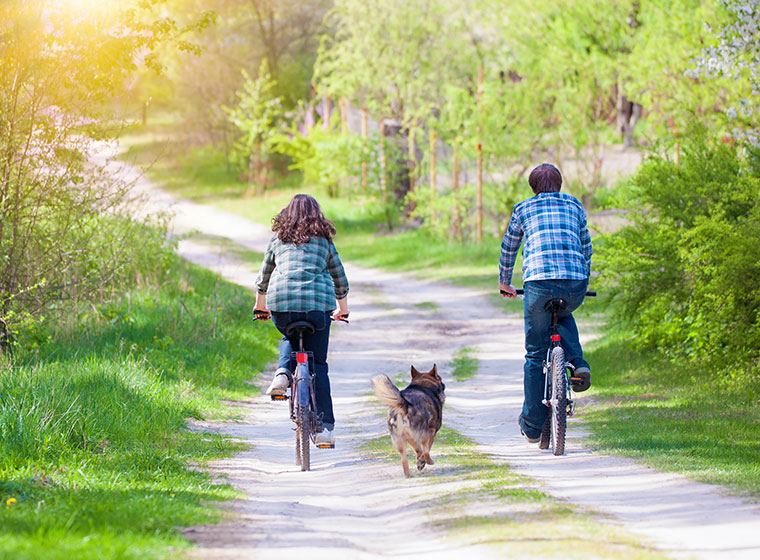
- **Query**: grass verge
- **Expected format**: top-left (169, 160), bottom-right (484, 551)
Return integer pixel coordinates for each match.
top-left (582, 331), bottom-right (760, 497)
top-left (0, 257), bottom-right (280, 559)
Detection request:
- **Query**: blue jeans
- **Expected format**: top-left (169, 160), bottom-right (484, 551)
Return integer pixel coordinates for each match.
top-left (518, 279), bottom-right (590, 439)
top-left (271, 310), bottom-right (335, 430)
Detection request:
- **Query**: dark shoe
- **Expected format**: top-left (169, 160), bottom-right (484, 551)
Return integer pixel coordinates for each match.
top-left (538, 417), bottom-right (551, 450)
top-left (570, 366), bottom-right (591, 392)
top-left (520, 427), bottom-right (540, 444)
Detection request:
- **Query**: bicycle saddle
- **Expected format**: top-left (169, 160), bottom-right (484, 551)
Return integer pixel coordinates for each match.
top-left (285, 320), bottom-right (316, 337)
top-left (544, 298), bottom-right (568, 313)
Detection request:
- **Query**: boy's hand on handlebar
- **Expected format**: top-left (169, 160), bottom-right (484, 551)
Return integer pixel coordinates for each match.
top-left (499, 284), bottom-right (517, 299)
top-left (253, 308), bottom-right (271, 321)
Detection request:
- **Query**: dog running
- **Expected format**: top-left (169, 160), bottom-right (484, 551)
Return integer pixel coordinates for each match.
top-left (371, 365), bottom-right (446, 477)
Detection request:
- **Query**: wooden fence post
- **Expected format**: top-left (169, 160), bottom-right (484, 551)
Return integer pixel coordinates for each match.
top-left (361, 106), bottom-right (368, 189)
top-left (380, 118), bottom-right (387, 200)
top-left (477, 142), bottom-right (483, 241)
top-left (430, 129), bottom-right (437, 228)
top-left (476, 67), bottom-right (484, 241)
top-left (408, 124), bottom-right (416, 194)
top-left (340, 97), bottom-right (348, 134)
top-left (452, 138), bottom-right (460, 239)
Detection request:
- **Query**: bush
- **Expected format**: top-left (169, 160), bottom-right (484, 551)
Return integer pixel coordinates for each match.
top-left (598, 123), bottom-right (760, 375)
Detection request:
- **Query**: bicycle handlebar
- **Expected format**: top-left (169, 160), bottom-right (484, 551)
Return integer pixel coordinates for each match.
top-left (502, 289), bottom-right (597, 297)
top-left (252, 310), bottom-right (349, 323)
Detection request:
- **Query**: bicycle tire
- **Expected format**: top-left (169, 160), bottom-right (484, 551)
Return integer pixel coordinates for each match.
top-left (296, 405), bottom-right (310, 471)
top-left (550, 346), bottom-right (567, 456)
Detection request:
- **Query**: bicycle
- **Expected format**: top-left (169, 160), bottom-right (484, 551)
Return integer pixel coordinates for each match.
top-left (504, 288), bottom-right (596, 456)
top-left (254, 311), bottom-right (346, 471)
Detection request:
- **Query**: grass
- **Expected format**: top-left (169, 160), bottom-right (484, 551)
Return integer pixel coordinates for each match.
top-left (581, 331), bottom-right (760, 496)
top-left (363, 426), bottom-right (667, 558)
top-left (448, 346), bottom-right (479, 381)
top-left (0, 256), bottom-right (281, 559)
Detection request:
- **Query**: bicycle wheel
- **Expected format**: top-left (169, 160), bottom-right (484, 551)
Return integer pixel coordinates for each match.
top-left (550, 346), bottom-right (567, 456)
top-left (296, 405), bottom-right (311, 471)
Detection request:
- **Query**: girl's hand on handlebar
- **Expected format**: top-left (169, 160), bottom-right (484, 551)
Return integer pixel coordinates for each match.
top-left (332, 310), bottom-right (350, 323)
top-left (253, 308), bottom-right (271, 321)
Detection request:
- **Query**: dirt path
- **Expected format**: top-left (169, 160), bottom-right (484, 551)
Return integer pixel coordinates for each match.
top-left (104, 148), bottom-right (760, 559)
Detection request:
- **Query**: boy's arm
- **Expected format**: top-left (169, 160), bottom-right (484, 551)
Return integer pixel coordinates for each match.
top-left (580, 213), bottom-right (593, 276)
top-left (499, 211), bottom-right (523, 287)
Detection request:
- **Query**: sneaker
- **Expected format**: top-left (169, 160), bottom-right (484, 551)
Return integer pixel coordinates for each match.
top-left (520, 427), bottom-right (540, 444)
top-left (315, 429), bottom-right (335, 448)
top-left (265, 368), bottom-right (291, 396)
top-left (570, 366), bottom-right (591, 392)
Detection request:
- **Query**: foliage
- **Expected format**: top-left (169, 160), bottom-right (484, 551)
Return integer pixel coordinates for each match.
top-left (224, 60), bottom-right (284, 190)
top-left (0, 1), bottom-right (207, 339)
top-left (688, 0), bottom-right (760, 143)
top-left (0, 258), bottom-right (280, 558)
top-left (597, 123), bottom-right (760, 368)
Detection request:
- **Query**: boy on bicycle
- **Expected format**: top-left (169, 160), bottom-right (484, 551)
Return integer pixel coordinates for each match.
top-left (499, 163), bottom-right (592, 443)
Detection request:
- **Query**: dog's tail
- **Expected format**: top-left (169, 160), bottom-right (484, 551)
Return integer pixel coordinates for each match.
top-left (371, 374), bottom-right (407, 410)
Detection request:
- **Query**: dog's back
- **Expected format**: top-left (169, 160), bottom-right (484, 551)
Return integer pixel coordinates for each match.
top-left (371, 365), bottom-right (445, 477)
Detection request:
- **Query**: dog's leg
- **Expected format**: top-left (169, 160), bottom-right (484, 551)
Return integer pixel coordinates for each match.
top-left (409, 441), bottom-right (427, 472)
top-left (394, 438), bottom-right (410, 477)
top-left (424, 430), bottom-right (436, 465)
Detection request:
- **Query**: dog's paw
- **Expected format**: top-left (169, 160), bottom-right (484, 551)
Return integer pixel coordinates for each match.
top-left (416, 458), bottom-right (426, 471)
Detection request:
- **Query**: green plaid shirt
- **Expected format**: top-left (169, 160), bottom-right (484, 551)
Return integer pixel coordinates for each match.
top-left (255, 235), bottom-right (349, 312)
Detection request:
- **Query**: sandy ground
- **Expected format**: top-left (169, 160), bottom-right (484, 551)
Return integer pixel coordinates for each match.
top-left (101, 147), bottom-right (760, 559)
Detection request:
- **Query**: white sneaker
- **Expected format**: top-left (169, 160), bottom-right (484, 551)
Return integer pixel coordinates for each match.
top-left (265, 368), bottom-right (291, 396)
top-left (315, 429), bottom-right (334, 448)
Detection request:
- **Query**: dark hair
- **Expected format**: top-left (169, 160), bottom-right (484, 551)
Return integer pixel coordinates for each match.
top-left (528, 163), bottom-right (562, 193)
top-left (272, 194), bottom-right (336, 245)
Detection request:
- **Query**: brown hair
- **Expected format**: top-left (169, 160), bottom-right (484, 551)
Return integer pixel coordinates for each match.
top-left (272, 194), bottom-right (336, 245)
top-left (528, 163), bottom-right (562, 194)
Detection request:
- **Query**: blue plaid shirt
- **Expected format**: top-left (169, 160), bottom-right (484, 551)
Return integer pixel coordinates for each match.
top-left (499, 192), bottom-right (592, 286)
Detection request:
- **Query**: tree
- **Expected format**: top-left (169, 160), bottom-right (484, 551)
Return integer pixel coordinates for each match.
top-left (0, 1), bottom-right (205, 340)
top-left (225, 60), bottom-right (283, 193)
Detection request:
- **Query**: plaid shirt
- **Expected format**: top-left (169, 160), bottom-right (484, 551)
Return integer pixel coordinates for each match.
top-left (499, 192), bottom-right (592, 286)
top-left (256, 236), bottom-right (349, 312)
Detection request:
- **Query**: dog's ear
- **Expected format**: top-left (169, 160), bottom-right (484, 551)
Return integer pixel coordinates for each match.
top-left (431, 364), bottom-right (438, 376)
top-left (411, 365), bottom-right (420, 378)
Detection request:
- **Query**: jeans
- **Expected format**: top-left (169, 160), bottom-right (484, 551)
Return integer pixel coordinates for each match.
top-left (518, 279), bottom-right (590, 439)
top-left (271, 310), bottom-right (335, 429)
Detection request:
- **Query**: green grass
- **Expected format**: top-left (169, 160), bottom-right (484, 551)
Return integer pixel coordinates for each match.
top-left (364, 426), bottom-right (666, 558)
top-left (0, 257), bottom-right (281, 559)
top-left (581, 331), bottom-right (760, 497)
top-left (448, 346), bottom-right (479, 381)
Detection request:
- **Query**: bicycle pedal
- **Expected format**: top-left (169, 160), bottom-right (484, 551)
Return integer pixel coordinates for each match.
top-left (270, 394), bottom-right (288, 401)
top-left (316, 443), bottom-right (335, 449)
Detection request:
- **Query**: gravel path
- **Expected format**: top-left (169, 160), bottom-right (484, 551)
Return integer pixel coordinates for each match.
top-left (104, 147), bottom-right (760, 560)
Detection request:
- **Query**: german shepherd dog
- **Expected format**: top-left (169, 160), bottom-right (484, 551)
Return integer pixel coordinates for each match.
top-left (371, 365), bottom-right (446, 477)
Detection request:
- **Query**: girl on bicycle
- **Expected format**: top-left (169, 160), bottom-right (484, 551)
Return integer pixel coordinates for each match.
top-left (254, 194), bottom-right (350, 447)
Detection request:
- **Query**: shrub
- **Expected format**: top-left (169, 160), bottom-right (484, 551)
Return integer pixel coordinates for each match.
top-left (598, 123), bottom-right (760, 375)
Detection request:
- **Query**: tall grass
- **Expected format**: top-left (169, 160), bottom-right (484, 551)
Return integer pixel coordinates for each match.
top-left (0, 257), bottom-right (280, 559)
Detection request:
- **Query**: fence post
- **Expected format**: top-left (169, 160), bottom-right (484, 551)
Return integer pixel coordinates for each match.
top-left (476, 67), bottom-right (484, 241)
top-left (452, 138), bottom-right (460, 239)
top-left (380, 118), bottom-right (387, 200)
top-left (340, 97), bottom-right (348, 134)
top-left (408, 124), bottom-right (416, 194)
top-left (430, 129), bottom-right (437, 228)
top-left (361, 106), bottom-right (368, 189)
